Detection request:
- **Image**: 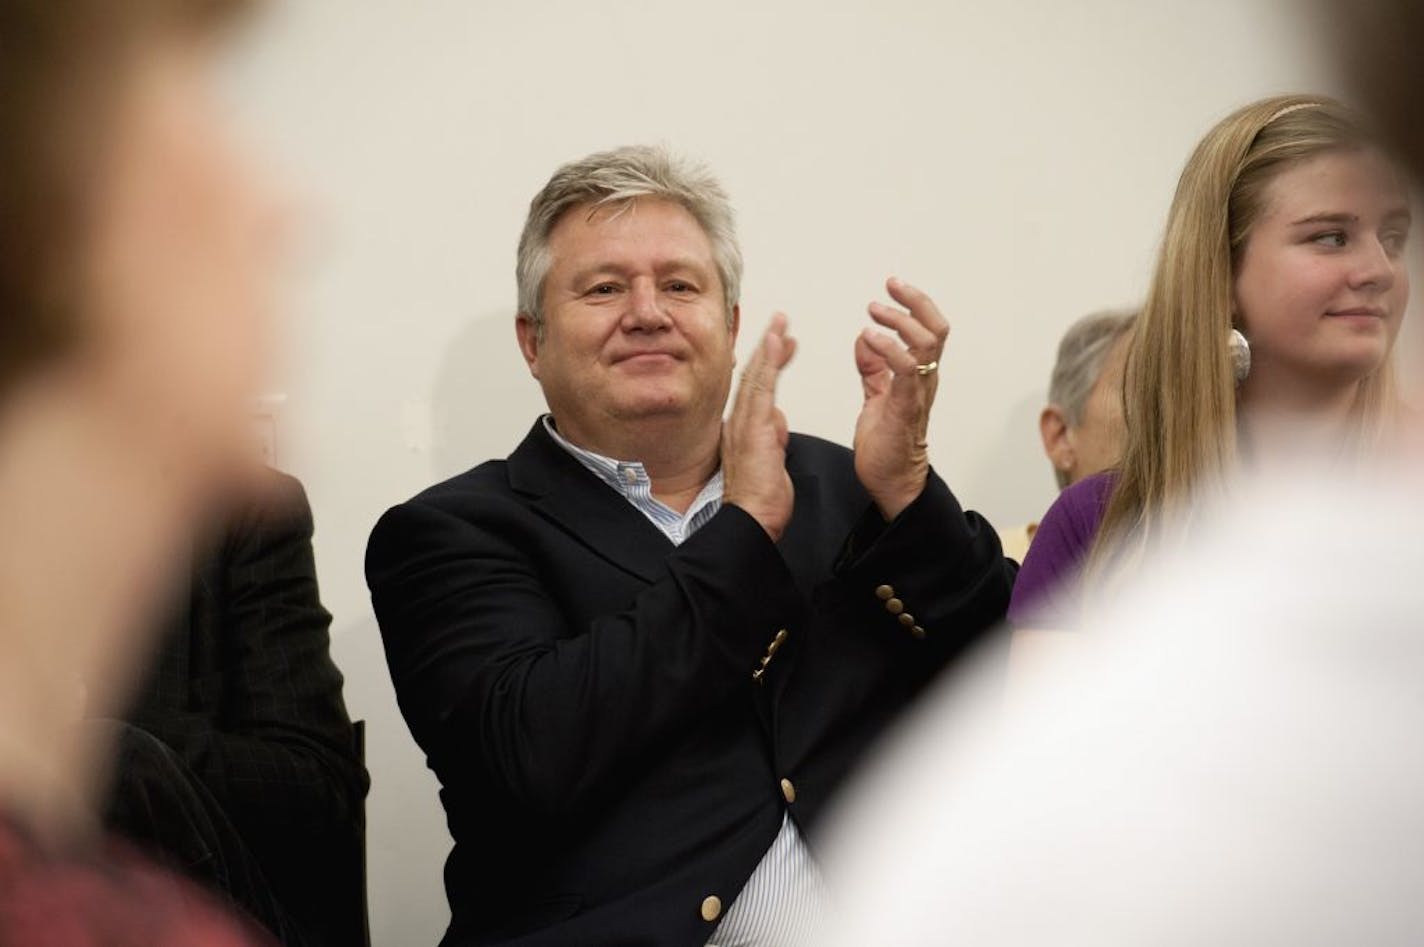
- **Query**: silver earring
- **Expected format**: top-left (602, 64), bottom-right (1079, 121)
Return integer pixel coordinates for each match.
top-left (1229, 328), bottom-right (1251, 386)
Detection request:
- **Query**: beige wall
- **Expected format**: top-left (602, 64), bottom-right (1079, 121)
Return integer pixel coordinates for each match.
top-left (228, 2), bottom-right (1385, 943)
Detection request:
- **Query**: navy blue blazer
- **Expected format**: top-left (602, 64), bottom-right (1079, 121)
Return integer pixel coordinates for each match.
top-left (367, 420), bottom-right (1015, 946)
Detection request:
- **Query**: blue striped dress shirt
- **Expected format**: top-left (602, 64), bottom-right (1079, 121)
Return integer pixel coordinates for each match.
top-left (542, 415), bottom-right (827, 947)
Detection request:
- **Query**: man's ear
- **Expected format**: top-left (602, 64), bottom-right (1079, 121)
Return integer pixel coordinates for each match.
top-left (1039, 405), bottom-right (1076, 479)
top-left (515, 313), bottom-right (541, 379)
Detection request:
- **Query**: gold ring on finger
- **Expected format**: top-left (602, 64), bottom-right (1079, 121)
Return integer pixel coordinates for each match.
top-left (914, 361), bottom-right (939, 376)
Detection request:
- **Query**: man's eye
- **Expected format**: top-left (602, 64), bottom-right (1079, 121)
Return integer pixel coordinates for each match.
top-left (1312, 231), bottom-right (1348, 248)
top-left (666, 282), bottom-right (696, 294)
top-left (587, 283), bottom-right (620, 296)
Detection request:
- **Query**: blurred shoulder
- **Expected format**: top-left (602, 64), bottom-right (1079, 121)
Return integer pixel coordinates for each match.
top-left (219, 468), bottom-right (313, 545)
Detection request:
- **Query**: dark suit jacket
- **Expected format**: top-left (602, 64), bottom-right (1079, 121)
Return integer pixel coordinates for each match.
top-left (367, 421), bottom-right (1015, 947)
top-left (125, 472), bottom-right (369, 945)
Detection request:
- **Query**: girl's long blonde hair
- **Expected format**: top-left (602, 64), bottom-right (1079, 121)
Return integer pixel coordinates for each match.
top-left (1090, 94), bottom-right (1399, 570)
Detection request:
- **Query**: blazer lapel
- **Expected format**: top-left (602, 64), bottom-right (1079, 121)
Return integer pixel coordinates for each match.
top-left (506, 420), bottom-right (674, 584)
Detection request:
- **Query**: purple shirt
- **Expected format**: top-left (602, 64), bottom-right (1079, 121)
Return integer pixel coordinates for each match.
top-left (1007, 472), bottom-right (1115, 626)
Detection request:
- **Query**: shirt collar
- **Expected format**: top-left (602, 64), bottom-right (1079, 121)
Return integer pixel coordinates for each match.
top-left (541, 413), bottom-right (725, 524)
top-left (542, 414), bottom-right (650, 497)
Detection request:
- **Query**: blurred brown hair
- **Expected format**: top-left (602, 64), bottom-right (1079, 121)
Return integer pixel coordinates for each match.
top-left (0, 0), bottom-right (253, 400)
top-left (1332, 0), bottom-right (1424, 177)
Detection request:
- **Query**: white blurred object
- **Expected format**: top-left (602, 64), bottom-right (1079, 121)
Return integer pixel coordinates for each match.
top-left (821, 466), bottom-right (1424, 947)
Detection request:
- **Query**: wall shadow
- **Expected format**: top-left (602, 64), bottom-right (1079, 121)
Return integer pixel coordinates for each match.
top-left (430, 309), bottom-right (548, 483)
top-left (964, 389), bottom-right (1058, 531)
top-left (330, 615), bottom-right (452, 947)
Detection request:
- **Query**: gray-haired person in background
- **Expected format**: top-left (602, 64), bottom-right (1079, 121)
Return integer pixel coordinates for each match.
top-left (1001, 311), bottom-right (1136, 562)
top-left (1039, 311), bottom-right (1136, 491)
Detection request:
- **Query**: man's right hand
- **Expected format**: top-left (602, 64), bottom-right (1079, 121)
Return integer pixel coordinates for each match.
top-left (723, 314), bottom-right (797, 542)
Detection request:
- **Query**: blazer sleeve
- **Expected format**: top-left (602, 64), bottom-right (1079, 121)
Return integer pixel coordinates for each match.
top-left (134, 477), bottom-right (369, 837)
top-left (366, 497), bottom-right (804, 820)
top-left (833, 469), bottom-right (1017, 656)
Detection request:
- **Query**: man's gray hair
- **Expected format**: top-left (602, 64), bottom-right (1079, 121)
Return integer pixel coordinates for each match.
top-left (516, 145), bottom-right (743, 330)
top-left (1048, 310), bottom-right (1137, 424)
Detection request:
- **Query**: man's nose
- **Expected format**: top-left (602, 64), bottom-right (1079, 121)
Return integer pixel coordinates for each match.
top-left (622, 279), bottom-right (672, 331)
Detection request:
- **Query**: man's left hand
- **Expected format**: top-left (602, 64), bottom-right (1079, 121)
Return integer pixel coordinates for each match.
top-left (853, 277), bottom-right (950, 521)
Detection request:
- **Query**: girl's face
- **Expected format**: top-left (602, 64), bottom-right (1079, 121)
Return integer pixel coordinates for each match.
top-left (1233, 148), bottom-right (1411, 391)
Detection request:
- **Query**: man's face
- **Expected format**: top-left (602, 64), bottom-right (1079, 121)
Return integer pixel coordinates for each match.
top-left (517, 198), bottom-right (739, 449)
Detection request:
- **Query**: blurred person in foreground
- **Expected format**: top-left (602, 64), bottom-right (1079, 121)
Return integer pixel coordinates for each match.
top-left (1010, 94), bottom-right (1411, 629)
top-left (366, 145), bottom-right (1015, 946)
top-left (821, 471), bottom-right (1424, 946)
top-left (999, 310), bottom-right (1135, 562)
top-left (816, 56), bottom-right (1424, 947)
top-left (0, 0), bottom-right (291, 943)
